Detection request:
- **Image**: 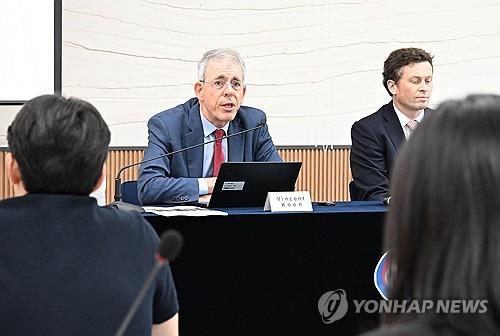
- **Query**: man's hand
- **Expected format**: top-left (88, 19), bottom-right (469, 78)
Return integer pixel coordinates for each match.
top-left (204, 177), bottom-right (217, 194)
top-left (198, 194), bottom-right (212, 204)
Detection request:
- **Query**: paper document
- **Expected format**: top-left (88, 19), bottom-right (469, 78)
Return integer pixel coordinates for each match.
top-left (142, 205), bottom-right (228, 217)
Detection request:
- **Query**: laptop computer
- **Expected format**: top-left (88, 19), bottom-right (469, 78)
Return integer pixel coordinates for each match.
top-left (201, 162), bottom-right (302, 208)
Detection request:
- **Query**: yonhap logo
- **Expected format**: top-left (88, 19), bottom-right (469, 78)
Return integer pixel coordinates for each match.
top-left (317, 289), bottom-right (348, 324)
top-left (318, 288), bottom-right (488, 325)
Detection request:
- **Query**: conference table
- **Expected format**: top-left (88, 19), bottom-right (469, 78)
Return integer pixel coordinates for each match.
top-left (144, 201), bottom-right (386, 335)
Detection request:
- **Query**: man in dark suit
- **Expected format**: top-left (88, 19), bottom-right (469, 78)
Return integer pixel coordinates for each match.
top-left (350, 48), bottom-right (434, 201)
top-left (1, 95), bottom-right (179, 335)
top-left (138, 48), bottom-right (281, 205)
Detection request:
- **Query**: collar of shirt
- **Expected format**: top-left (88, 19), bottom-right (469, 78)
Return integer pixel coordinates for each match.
top-left (393, 102), bottom-right (425, 138)
top-left (199, 109), bottom-right (230, 137)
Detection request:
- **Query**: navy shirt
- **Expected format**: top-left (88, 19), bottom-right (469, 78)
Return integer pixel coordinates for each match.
top-left (0, 194), bottom-right (178, 335)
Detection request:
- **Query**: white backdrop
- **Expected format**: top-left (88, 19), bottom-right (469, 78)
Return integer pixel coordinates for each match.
top-left (0, 0), bottom-right (54, 101)
top-left (2, 0), bottom-right (500, 147)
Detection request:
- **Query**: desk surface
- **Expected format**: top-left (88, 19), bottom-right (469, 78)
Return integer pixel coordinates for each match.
top-left (144, 201), bottom-right (386, 335)
top-left (144, 201), bottom-right (387, 216)
top-left (220, 201), bottom-right (386, 214)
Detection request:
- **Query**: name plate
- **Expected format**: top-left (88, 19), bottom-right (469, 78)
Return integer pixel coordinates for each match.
top-left (264, 191), bottom-right (313, 212)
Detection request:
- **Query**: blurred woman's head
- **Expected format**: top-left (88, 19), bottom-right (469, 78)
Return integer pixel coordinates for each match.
top-left (384, 94), bottom-right (500, 332)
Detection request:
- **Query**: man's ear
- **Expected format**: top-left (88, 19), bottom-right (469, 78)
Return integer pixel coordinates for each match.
top-left (6, 152), bottom-right (27, 196)
top-left (194, 81), bottom-right (204, 101)
top-left (91, 165), bottom-right (106, 193)
top-left (241, 84), bottom-right (247, 101)
top-left (6, 153), bottom-right (22, 185)
top-left (387, 80), bottom-right (397, 96)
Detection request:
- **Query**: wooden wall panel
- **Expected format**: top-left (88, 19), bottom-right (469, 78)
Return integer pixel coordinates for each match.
top-left (0, 148), bottom-right (353, 203)
top-left (0, 153), bottom-right (15, 199)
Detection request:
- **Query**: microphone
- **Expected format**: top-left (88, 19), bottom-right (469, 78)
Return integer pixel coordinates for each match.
top-left (111, 122), bottom-right (265, 211)
top-left (115, 229), bottom-right (184, 336)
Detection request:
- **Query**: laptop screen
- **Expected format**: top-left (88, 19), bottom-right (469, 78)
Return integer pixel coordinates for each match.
top-left (207, 162), bottom-right (302, 208)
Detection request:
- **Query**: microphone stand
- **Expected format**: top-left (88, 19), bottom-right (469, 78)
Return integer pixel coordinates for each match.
top-left (110, 124), bottom-right (265, 211)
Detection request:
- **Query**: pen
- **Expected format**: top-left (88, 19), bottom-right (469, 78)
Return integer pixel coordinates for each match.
top-left (315, 201), bottom-right (336, 206)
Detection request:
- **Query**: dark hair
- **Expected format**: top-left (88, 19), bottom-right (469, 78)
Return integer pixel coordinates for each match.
top-left (384, 94), bottom-right (500, 333)
top-left (382, 48), bottom-right (433, 96)
top-left (7, 94), bottom-right (110, 195)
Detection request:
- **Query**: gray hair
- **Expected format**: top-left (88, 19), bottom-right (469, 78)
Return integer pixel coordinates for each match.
top-left (197, 48), bottom-right (246, 81)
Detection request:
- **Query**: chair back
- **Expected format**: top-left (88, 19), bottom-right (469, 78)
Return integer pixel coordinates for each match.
top-left (349, 180), bottom-right (361, 201)
top-left (122, 180), bottom-right (140, 205)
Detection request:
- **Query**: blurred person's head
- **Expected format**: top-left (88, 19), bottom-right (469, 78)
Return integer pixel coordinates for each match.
top-left (7, 94), bottom-right (110, 196)
top-left (383, 48), bottom-right (434, 118)
top-left (384, 94), bottom-right (500, 333)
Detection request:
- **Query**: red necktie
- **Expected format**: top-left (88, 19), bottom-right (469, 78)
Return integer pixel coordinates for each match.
top-left (213, 129), bottom-right (225, 176)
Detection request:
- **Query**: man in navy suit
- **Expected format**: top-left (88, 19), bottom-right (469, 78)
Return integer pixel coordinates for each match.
top-left (138, 49), bottom-right (281, 205)
top-left (350, 48), bottom-right (434, 201)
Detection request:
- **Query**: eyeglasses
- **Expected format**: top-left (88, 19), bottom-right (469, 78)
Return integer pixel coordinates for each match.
top-left (200, 79), bottom-right (244, 91)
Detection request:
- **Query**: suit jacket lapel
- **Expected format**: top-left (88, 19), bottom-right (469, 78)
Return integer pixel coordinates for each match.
top-left (185, 103), bottom-right (204, 177)
top-left (382, 102), bottom-right (405, 151)
top-left (228, 114), bottom-right (244, 162)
